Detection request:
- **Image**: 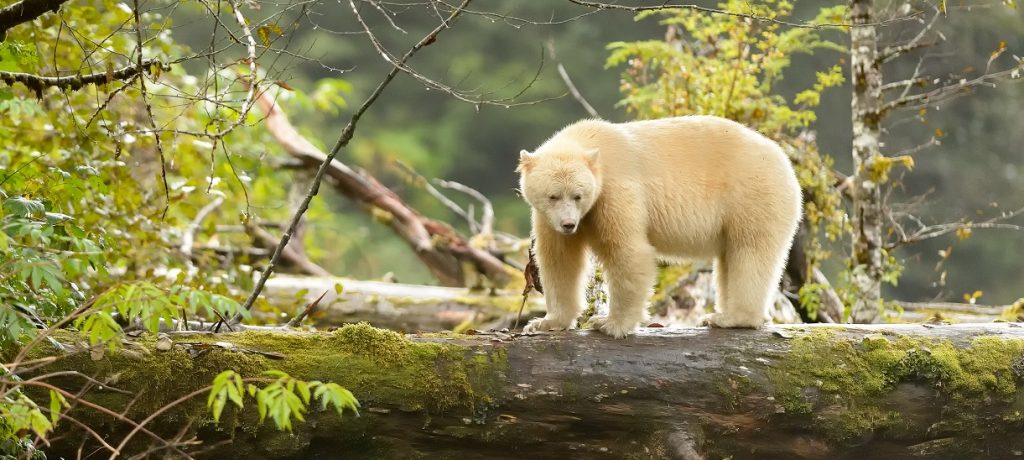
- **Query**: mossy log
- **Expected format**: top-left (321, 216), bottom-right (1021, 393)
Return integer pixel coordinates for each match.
top-left (31, 323), bottom-right (1024, 459)
top-left (259, 275), bottom-right (543, 331)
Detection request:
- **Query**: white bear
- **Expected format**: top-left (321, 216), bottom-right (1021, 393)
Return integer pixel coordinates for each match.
top-left (517, 116), bottom-right (801, 338)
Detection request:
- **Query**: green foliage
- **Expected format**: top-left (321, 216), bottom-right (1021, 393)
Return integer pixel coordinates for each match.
top-left (208, 370), bottom-right (359, 431)
top-left (607, 0), bottom-right (851, 317)
top-left (607, 0), bottom-right (846, 136)
top-left (73, 282), bottom-right (250, 349)
top-left (0, 0), bottom-right (348, 453)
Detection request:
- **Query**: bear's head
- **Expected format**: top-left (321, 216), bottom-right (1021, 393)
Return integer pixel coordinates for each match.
top-left (517, 147), bottom-right (601, 236)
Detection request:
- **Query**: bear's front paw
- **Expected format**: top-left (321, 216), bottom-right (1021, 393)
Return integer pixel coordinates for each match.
top-left (587, 315), bottom-right (637, 339)
top-left (699, 313), bottom-right (765, 329)
top-left (522, 315), bottom-right (576, 333)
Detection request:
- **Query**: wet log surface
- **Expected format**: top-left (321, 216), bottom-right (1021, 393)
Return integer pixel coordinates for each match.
top-left (33, 323), bottom-right (1024, 459)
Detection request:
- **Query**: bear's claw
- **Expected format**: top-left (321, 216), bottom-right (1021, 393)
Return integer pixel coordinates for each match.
top-left (587, 315), bottom-right (637, 339)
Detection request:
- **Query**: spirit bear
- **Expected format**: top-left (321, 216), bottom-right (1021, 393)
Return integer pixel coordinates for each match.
top-left (517, 116), bottom-right (801, 338)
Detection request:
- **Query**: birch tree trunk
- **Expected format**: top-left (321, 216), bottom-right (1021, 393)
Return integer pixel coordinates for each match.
top-left (849, 0), bottom-right (885, 323)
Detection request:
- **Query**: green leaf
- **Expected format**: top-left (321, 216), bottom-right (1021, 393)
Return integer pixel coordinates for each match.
top-left (3, 196), bottom-right (45, 217)
top-left (49, 390), bottom-right (67, 425)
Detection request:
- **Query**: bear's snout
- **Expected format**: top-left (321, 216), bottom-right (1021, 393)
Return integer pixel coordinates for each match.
top-left (560, 219), bottom-right (577, 234)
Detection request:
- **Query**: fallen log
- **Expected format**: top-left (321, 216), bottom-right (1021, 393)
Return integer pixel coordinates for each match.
top-left (24, 322), bottom-right (1024, 459)
top-left (259, 274), bottom-right (544, 332)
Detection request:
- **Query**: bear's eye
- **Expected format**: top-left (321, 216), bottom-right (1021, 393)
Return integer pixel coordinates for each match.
top-left (548, 195), bottom-right (558, 201)
top-left (573, 194), bottom-right (582, 201)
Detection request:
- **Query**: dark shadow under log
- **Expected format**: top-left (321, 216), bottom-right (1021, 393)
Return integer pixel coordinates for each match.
top-left (26, 323), bottom-right (1024, 459)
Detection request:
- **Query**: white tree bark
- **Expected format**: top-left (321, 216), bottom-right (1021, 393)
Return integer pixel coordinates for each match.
top-left (849, 0), bottom-right (885, 323)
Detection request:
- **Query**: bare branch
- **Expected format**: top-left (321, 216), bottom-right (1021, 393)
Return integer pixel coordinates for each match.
top-left (233, 0), bottom-right (475, 321)
top-left (887, 205), bottom-right (1024, 248)
top-left (0, 0), bottom-right (70, 37)
top-left (879, 77), bottom-right (928, 92)
top-left (435, 179), bottom-right (494, 237)
top-left (392, 159), bottom-right (480, 233)
top-left (0, 59), bottom-right (168, 97)
top-left (884, 63), bottom-right (1024, 113)
top-left (877, 6), bottom-right (942, 64)
top-left (546, 41), bottom-right (601, 118)
top-left (350, 0), bottom-right (549, 107)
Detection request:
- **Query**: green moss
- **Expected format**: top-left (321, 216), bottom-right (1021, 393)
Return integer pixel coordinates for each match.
top-left (27, 323), bottom-right (510, 432)
top-left (715, 373), bottom-right (755, 410)
top-left (768, 329), bottom-right (1024, 443)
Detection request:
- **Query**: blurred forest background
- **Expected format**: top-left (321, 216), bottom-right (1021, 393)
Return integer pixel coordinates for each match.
top-left (163, 0), bottom-right (1024, 304)
top-left (2, 0), bottom-right (1022, 327)
top-left (3, 0), bottom-right (1024, 453)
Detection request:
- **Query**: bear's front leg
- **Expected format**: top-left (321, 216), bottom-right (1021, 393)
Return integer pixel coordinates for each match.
top-left (589, 244), bottom-right (656, 338)
top-left (522, 227), bottom-right (588, 333)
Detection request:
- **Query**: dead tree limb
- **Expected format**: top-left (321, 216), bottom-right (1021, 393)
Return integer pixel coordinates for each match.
top-left (248, 70), bottom-right (513, 289)
top-left (0, 0), bottom-right (71, 38)
top-left (33, 323), bottom-right (1024, 459)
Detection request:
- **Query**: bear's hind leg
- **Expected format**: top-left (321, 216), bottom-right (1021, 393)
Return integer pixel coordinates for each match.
top-left (523, 230), bottom-right (588, 332)
top-left (589, 243), bottom-right (656, 338)
top-left (703, 242), bottom-right (784, 328)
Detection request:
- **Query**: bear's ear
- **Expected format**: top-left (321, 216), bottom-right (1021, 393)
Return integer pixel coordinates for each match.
top-left (583, 148), bottom-right (600, 168)
top-left (516, 149), bottom-right (535, 173)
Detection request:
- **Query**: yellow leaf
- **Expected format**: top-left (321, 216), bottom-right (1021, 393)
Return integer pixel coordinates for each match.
top-left (956, 226), bottom-right (972, 240)
top-left (934, 128), bottom-right (944, 138)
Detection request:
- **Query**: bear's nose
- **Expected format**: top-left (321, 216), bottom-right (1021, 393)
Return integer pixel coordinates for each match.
top-left (560, 220), bottom-right (577, 233)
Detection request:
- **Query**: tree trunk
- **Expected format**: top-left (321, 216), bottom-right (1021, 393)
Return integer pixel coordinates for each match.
top-left (32, 323), bottom-right (1024, 459)
top-left (259, 275), bottom-right (543, 332)
top-left (849, 0), bottom-right (885, 323)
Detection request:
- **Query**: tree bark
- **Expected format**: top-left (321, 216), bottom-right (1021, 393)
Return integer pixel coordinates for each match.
top-left (849, 0), bottom-right (885, 323)
top-left (31, 323), bottom-right (1024, 459)
top-left (0, 0), bottom-right (70, 37)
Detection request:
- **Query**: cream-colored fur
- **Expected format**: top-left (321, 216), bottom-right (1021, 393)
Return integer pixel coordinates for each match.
top-left (517, 116), bottom-right (801, 338)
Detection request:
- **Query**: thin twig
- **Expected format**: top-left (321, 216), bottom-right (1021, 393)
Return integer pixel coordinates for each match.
top-left (7, 380), bottom-right (192, 459)
top-left (392, 159), bottom-right (480, 232)
top-left (435, 179), bottom-right (493, 237)
top-left (284, 290), bottom-right (328, 328)
top-left (131, 0), bottom-right (170, 219)
top-left (883, 63), bottom-right (1024, 113)
top-left (229, 0), bottom-right (474, 324)
top-left (546, 41), bottom-right (600, 118)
